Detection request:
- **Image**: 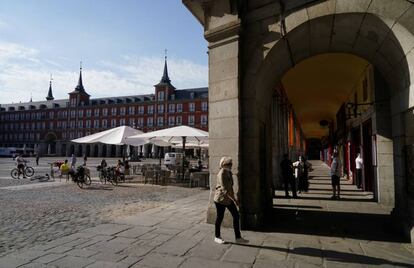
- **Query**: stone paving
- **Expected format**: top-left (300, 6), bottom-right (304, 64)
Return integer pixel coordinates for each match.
top-left (0, 177), bottom-right (203, 257)
top-left (0, 160), bottom-right (413, 267)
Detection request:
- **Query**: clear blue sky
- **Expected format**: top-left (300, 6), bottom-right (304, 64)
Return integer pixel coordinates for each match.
top-left (0, 0), bottom-right (208, 103)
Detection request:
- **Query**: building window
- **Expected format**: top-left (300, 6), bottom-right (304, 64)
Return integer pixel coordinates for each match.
top-left (202, 102), bottom-right (208, 112)
top-left (103, 108), bottom-right (108, 116)
top-left (111, 119), bottom-right (117, 127)
top-left (120, 118), bottom-right (126, 126)
top-left (85, 109), bottom-right (91, 117)
top-left (158, 104), bottom-right (164, 114)
top-left (176, 116), bottom-right (182, 125)
top-left (78, 121), bottom-right (83, 128)
top-left (120, 107), bottom-right (126, 116)
top-left (86, 120), bottom-right (91, 128)
top-left (158, 91), bottom-right (165, 101)
top-left (102, 119), bottom-right (108, 128)
top-left (147, 117), bottom-right (153, 127)
top-left (138, 118), bottom-right (144, 127)
top-left (190, 92), bottom-right (195, 99)
top-left (188, 115), bottom-right (195, 126)
top-left (129, 118), bottom-right (135, 127)
top-left (177, 103), bottom-right (183, 113)
top-left (77, 131), bottom-right (83, 138)
top-left (78, 110), bottom-right (84, 117)
top-left (94, 109), bottom-right (100, 117)
top-left (138, 106), bottom-right (144, 114)
top-left (168, 116), bottom-right (175, 126)
top-left (111, 107), bottom-right (117, 116)
top-left (157, 117), bottom-right (163, 126)
top-left (201, 115), bottom-right (208, 125)
top-left (70, 121), bottom-right (76, 129)
top-left (62, 121), bottom-right (67, 129)
top-left (71, 110), bottom-right (76, 118)
top-left (169, 104), bottom-right (175, 113)
top-left (94, 120), bottom-right (100, 128)
top-left (148, 105), bottom-right (154, 115)
top-left (128, 106), bottom-right (135, 115)
top-left (189, 103), bottom-right (195, 112)
top-left (49, 122), bottom-right (54, 129)
top-left (49, 111), bottom-right (54, 119)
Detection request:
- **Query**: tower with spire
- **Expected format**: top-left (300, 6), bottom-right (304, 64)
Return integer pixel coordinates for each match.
top-left (154, 50), bottom-right (175, 102)
top-left (68, 62), bottom-right (90, 106)
top-left (46, 74), bottom-right (54, 101)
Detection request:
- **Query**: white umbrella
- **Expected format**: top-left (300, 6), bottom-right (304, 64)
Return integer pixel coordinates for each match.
top-left (71, 126), bottom-right (147, 146)
top-left (128, 126), bottom-right (209, 178)
top-left (128, 126), bottom-right (208, 142)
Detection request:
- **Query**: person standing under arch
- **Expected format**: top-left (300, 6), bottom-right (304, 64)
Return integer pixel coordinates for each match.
top-left (330, 152), bottom-right (342, 200)
top-left (280, 154), bottom-right (297, 198)
top-left (355, 153), bottom-right (363, 189)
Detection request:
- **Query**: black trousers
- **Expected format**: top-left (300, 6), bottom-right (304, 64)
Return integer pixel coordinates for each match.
top-left (215, 202), bottom-right (241, 239)
top-left (283, 175), bottom-right (297, 197)
top-left (356, 169), bottom-right (362, 188)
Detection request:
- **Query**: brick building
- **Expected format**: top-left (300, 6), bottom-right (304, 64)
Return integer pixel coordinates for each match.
top-left (0, 58), bottom-right (208, 157)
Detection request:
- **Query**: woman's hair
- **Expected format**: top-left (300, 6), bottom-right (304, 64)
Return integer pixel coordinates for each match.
top-left (219, 156), bottom-right (232, 168)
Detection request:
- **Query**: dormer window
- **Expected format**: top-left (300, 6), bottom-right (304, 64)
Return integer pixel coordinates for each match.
top-left (158, 91), bottom-right (164, 101)
top-left (190, 92), bottom-right (195, 99)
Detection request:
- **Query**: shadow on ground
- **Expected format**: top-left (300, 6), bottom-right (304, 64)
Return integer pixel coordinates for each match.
top-left (229, 242), bottom-right (413, 267)
top-left (263, 207), bottom-right (408, 243)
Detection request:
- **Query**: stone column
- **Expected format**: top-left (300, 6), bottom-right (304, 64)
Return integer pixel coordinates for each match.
top-left (205, 17), bottom-right (242, 226)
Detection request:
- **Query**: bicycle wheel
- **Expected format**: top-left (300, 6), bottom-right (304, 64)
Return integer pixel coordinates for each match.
top-left (109, 175), bottom-right (118, 186)
top-left (76, 179), bottom-right (84, 189)
top-left (25, 167), bottom-right (35, 177)
top-left (84, 174), bottom-right (92, 185)
top-left (99, 172), bottom-right (106, 184)
top-left (11, 169), bottom-right (19, 179)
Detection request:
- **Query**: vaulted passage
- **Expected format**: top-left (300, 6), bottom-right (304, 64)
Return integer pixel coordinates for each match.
top-left (272, 53), bottom-right (381, 200)
top-left (185, 0), bottom-right (414, 244)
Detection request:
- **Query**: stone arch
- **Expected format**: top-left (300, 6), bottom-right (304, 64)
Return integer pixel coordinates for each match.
top-left (77, 145), bottom-right (83, 157)
top-left (240, 2), bottom-right (413, 235)
top-left (86, 144), bottom-right (91, 157)
top-left (44, 132), bottom-right (57, 155)
top-left (102, 144), bottom-right (107, 157)
top-left (93, 145), bottom-right (99, 157)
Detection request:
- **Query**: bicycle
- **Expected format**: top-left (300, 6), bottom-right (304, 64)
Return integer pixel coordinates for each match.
top-left (104, 167), bottom-right (120, 186)
top-left (30, 173), bottom-right (52, 182)
top-left (70, 166), bottom-right (92, 189)
top-left (11, 163), bottom-right (35, 179)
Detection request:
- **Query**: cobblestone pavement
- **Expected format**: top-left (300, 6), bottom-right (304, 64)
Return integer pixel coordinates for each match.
top-left (1, 160), bottom-right (413, 267)
top-left (0, 177), bottom-right (203, 257)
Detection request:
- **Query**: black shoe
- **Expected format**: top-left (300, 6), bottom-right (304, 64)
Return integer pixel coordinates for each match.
top-left (331, 195), bottom-right (336, 200)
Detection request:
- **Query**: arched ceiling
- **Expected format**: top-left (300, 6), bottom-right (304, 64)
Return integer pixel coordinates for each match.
top-left (281, 53), bottom-right (370, 138)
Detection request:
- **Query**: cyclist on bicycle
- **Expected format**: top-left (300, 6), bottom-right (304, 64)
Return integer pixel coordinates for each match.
top-left (15, 154), bottom-right (28, 178)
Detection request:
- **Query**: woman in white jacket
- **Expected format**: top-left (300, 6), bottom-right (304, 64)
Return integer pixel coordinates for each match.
top-left (213, 157), bottom-right (248, 244)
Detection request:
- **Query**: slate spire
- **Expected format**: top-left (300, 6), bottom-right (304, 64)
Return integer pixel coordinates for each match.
top-left (46, 74), bottom-right (54, 101)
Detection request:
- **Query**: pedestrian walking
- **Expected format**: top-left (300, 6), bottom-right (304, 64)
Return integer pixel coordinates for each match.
top-left (71, 154), bottom-right (77, 169)
top-left (355, 153), bottom-right (363, 189)
top-left (83, 155), bottom-right (87, 166)
top-left (280, 154), bottom-right (297, 198)
top-left (213, 156), bottom-right (248, 244)
top-left (35, 153), bottom-right (40, 166)
top-left (293, 156), bottom-right (312, 193)
top-left (330, 152), bottom-right (342, 199)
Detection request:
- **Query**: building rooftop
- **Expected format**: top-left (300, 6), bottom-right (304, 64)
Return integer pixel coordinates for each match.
top-left (0, 87), bottom-right (208, 111)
